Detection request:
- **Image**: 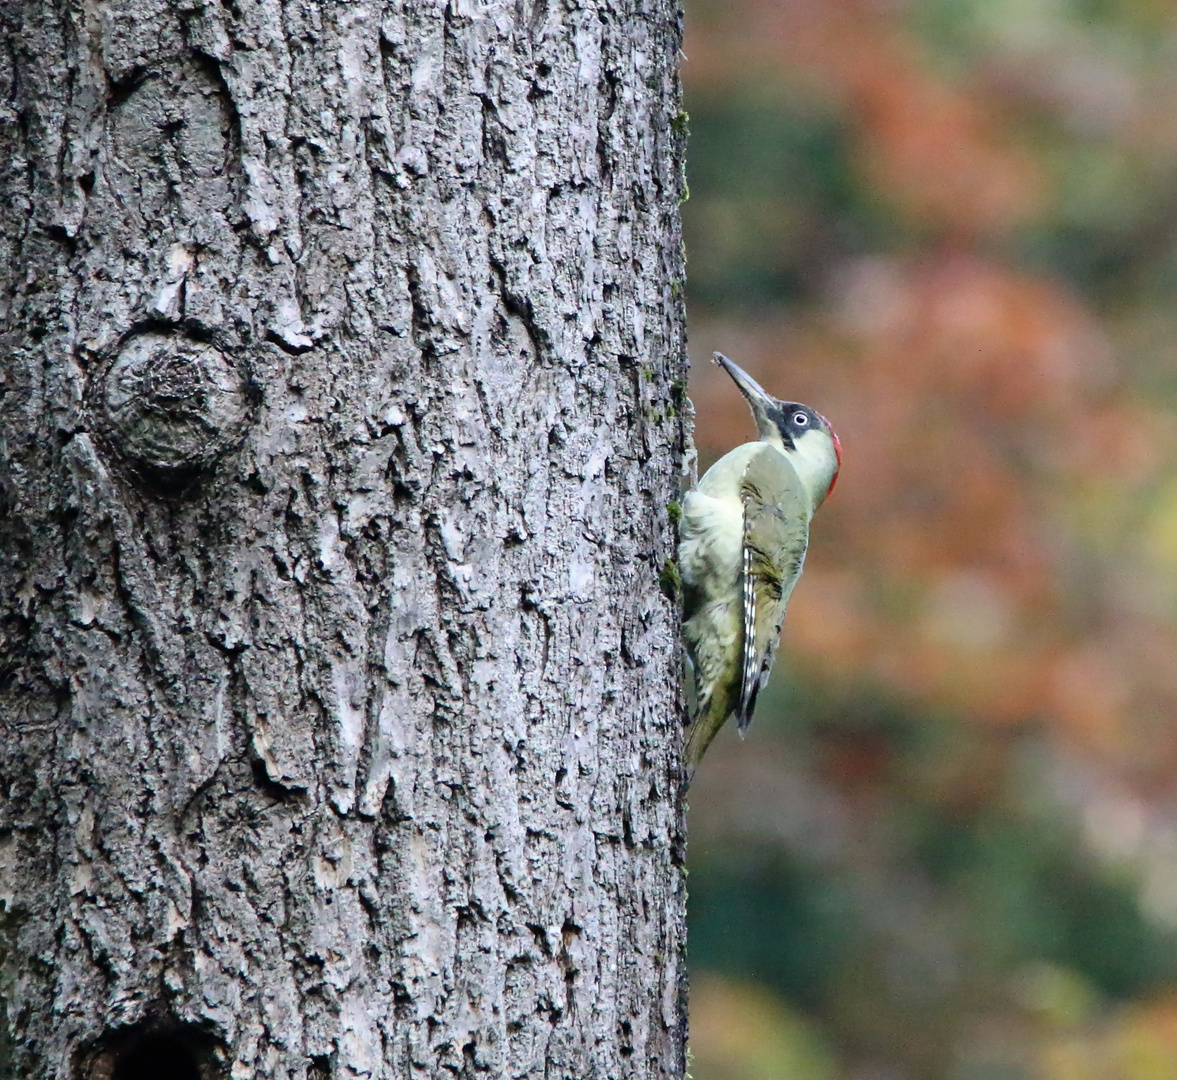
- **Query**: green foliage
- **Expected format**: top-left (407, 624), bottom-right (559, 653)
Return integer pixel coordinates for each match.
top-left (684, 96), bottom-right (873, 307)
top-left (688, 850), bottom-right (856, 1007)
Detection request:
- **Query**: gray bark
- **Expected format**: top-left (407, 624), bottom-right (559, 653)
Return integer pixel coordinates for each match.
top-left (0, 2), bottom-right (689, 1078)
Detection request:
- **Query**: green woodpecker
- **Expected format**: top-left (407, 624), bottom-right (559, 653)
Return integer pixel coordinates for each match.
top-left (680, 353), bottom-right (841, 774)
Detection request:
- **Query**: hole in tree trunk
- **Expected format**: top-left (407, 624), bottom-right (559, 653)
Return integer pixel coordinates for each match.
top-left (112, 1033), bottom-right (202, 1080)
top-left (78, 1022), bottom-right (223, 1080)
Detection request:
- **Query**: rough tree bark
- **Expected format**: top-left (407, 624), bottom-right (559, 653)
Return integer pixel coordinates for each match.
top-left (0, 1), bottom-right (689, 1077)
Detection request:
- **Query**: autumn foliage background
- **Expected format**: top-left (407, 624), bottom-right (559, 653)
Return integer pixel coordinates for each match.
top-left (681, 1), bottom-right (1177, 1078)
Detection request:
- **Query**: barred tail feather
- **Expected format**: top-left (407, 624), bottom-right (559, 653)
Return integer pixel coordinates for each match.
top-left (738, 543), bottom-right (758, 731)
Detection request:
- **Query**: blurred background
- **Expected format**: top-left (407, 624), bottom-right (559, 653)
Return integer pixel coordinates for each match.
top-left (679, 1), bottom-right (1177, 1078)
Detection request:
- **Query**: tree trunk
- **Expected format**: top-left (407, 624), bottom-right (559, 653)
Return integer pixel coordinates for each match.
top-left (0, 1), bottom-right (689, 1077)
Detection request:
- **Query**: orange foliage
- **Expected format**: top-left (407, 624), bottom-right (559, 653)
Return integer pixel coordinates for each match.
top-left (685, 0), bottom-right (1044, 238)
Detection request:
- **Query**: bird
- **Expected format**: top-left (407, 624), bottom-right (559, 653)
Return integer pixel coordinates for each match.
top-left (679, 352), bottom-right (841, 775)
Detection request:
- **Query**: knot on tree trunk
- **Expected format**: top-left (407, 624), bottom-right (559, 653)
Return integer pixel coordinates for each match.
top-left (96, 332), bottom-right (249, 476)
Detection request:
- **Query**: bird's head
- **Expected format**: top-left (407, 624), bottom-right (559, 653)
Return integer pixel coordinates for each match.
top-left (714, 352), bottom-right (841, 509)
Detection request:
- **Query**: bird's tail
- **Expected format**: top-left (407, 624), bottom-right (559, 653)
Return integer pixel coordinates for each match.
top-left (683, 694), bottom-right (729, 782)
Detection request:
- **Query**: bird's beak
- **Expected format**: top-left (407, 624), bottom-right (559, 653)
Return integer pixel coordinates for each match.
top-left (714, 352), bottom-right (778, 441)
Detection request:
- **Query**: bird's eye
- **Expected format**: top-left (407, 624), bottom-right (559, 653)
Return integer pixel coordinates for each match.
top-left (792, 411), bottom-right (809, 426)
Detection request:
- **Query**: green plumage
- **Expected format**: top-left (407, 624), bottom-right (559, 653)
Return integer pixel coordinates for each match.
top-left (680, 442), bottom-right (812, 773)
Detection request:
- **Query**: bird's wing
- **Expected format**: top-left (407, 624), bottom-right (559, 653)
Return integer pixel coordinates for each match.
top-left (737, 446), bottom-right (811, 731)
